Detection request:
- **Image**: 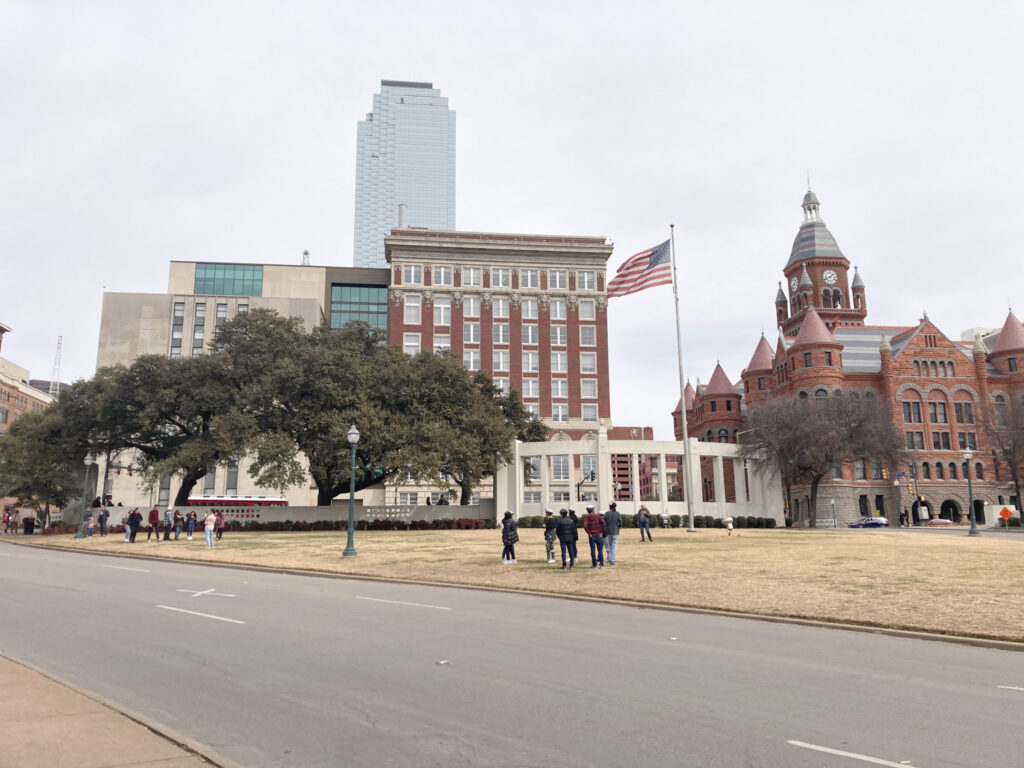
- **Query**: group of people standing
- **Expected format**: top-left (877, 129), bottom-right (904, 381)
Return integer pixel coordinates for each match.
top-left (504, 501), bottom-right (636, 570)
top-left (119, 508), bottom-right (224, 548)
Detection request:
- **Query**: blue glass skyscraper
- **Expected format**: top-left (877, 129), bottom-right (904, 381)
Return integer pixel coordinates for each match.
top-left (353, 80), bottom-right (456, 268)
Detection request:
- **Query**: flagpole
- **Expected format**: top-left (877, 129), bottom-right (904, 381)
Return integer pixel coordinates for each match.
top-left (669, 224), bottom-right (696, 532)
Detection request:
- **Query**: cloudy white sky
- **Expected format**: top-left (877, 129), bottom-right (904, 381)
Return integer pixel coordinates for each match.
top-left (3, 1), bottom-right (1022, 438)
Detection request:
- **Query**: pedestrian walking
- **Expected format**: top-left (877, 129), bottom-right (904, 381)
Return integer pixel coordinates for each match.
top-left (186, 510), bottom-right (197, 540)
top-left (203, 510), bottom-right (217, 548)
top-left (637, 504), bottom-right (653, 542)
top-left (3, 508), bottom-right (10, 535)
top-left (500, 511), bottom-right (519, 563)
top-left (11, 510), bottom-right (20, 535)
top-left (215, 511), bottom-right (225, 541)
top-left (543, 509), bottom-right (557, 563)
top-left (555, 509), bottom-right (576, 568)
top-left (146, 508), bottom-right (160, 541)
top-left (98, 507), bottom-right (109, 536)
top-left (162, 508), bottom-right (172, 540)
top-left (583, 505), bottom-right (606, 568)
top-left (603, 501), bottom-right (621, 565)
top-left (172, 510), bottom-right (184, 540)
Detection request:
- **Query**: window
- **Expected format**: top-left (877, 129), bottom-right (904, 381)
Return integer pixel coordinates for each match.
top-left (815, 389), bottom-right (828, 399)
top-left (522, 325), bottom-right (538, 345)
top-left (194, 263), bottom-right (263, 296)
top-left (403, 334), bottom-right (420, 355)
top-left (402, 265), bottom-right (422, 284)
top-left (902, 401), bottom-right (922, 423)
top-left (493, 350), bottom-right (510, 371)
top-left (711, 401), bottom-right (718, 413)
top-left (928, 402), bottom-right (948, 424)
top-left (463, 267), bottom-right (481, 287)
top-left (949, 462), bottom-right (958, 480)
top-left (580, 326), bottom-right (596, 346)
top-left (957, 432), bottom-right (977, 450)
top-left (216, 303), bottom-right (227, 326)
top-left (995, 395), bottom-right (1008, 425)
top-left (238, 303), bottom-right (248, 313)
top-left (433, 296), bottom-right (451, 326)
top-left (464, 323), bottom-right (480, 344)
top-left (493, 297), bottom-right (509, 318)
top-left (463, 296), bottom-right (480, 317)
top-left (954, 402), bottom-right (974, 424)
top-left (804, 352), bottom-right (812, 368)
top-left (521, 378), bottom-right (539, 397)
top-left (552, 491), bottom-right (570, 503)
top-left (935, 463), bottom-right (944, 479)
top-left (493, 378), bottom-right (510, 394)
top-left (932, 431), bottom-right (952, 450)
top-left (551, 352), bottom-right (568, 373)
top-left (463, 350), bottom-right (481, 371)
top-left (551, 325), bottom-right (567, 346)
top-left (581, 379), bottom-right (597, 398)
top-left (0, 407), bottom-right (6, 424)
top-left (581, 353), bottom-right (597, 373)
top-left (871, 460), bottom-right (883, 480)
top-left (329, 284), bottom-right (389, 330)
top-left (433, 335), bottom-right (451, 352)
top-left (577, 270), bottom-right (596, 290)
top-left (550, 299), bottom-right (567, 320)
top-left (549, 270), bottom-right (567, 290)
top-left (194, 302), bottom-right (206, 322)
top-left (551, 379), bottom-right (568, 398)
top-left (578, 300), bottom-right (595, 321)
top-left (553, 404), bottom-right (569, 422)
top-left (552, 455), bottom-right (570, 480)
top-left (523, 352), bottom-right (539, 372)
top-left (399, 492), bottom-right (418, 505)
top-left (824, 351), bottom-right (833, 366)
top-left (718, 429), bottom-right (729, 443)
top-left (520, 269), bottom-right (539, 289)
top-left (492, 268), bottom-right (511, 288)
top-left (521, 298), bottom-right (538, 319)
top-left (582, 455), bottom-right (597, 480)
top-left (922, 463), bottom-right (931, 479)
top-left (157, 472), bottom-right (171, 507)
top-left (404, 294), bottom-right (421, 324)
top-left (203, 466), bottom-right (216, 494)
top-left (906, 431), bottom-right (924, 449)
top-left (582, 404), bottom-right (597, 422)
top-left (525, 456), bottom-right (540, 481)
top-left (1010, 358), bottom-right (1018, 373)
top-left (523, 491), bottom-right (541, 503)
top-left (493, 323), bottom-right (510, 344)
top-left (854, 460), bottom-right (866, 480)
top-left (433, 266), bottom-right (452, 285)
top-left (976, 463), bottom-right (984, 480)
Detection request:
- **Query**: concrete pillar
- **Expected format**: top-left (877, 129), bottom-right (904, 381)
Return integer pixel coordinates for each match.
top-left (657, 453), bottom-right (669, 516)
top-left (629, 451), bottom-right (641, 512)
top-left (713, 455), bottom-right (727, 516)
top-left (597, 426), bottom-right (612, 509)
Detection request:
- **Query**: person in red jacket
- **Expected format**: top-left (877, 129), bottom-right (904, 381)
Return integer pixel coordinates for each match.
top-left (582, 505), bottom-right (606, 569)
top-left (147, 507), bottom-right (160, 542)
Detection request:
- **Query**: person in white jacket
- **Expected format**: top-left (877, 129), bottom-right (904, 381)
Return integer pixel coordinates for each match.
top-left (203, 510), bottom-right (218, 548)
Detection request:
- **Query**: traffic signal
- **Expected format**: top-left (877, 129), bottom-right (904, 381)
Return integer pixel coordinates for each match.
top-left (882, 467), bottom-right (889, 480)
top-left (908, 481), bottom-right (915, 495)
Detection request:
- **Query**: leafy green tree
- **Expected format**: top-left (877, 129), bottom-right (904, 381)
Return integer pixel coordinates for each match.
top-left (0, 406), bottom-right (84, 521)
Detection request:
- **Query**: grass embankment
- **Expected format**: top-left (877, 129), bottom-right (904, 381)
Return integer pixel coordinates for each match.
top-left (26, 527), bottom-right (1024, 642)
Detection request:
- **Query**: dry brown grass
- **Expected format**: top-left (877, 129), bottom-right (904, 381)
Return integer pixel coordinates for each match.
top-left (26, 527), bottom-right (1024, 641)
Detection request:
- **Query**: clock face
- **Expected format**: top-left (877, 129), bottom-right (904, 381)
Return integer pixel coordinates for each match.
top-left (790, 276), bottom-right (799, 292)
top-left (823, 269), bottom-right (839, 285)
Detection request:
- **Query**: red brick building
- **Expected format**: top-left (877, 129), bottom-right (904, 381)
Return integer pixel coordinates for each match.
top-left (677, 191), bottom-right (1023, 526)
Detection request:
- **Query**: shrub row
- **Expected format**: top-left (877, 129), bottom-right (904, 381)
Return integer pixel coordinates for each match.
top-left (515, 514), bottom-right (778, 529)
top-left (996, 516), bottom-right (1023, 528)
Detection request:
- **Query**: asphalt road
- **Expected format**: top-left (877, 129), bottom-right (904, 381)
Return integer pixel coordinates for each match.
top-left (2, 541), bottom-right (1023, 768)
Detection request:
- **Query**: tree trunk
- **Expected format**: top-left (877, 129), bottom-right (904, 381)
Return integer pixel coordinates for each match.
top-left (808, 474), bottom-right (823, 528)
top-left (173, 467), bottom-right (207, 507)
top-left (459, 482), bottom-right (472, 505)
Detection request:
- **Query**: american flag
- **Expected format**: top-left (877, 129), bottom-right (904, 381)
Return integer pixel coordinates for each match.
top-left (606, 239), bottom-right (672, 297)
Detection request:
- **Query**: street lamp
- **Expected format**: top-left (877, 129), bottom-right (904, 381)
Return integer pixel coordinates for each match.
top-left (964, 449), bottom-right (979, 536)
top-left (343, 424), bottom-right (359, 557)
top-left (75, 455), bottom-right (94, 539)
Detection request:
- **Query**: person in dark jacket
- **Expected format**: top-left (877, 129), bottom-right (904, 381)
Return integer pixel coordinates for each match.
top-left (500, 511), bottom-right (519, 564)
top-left (128, 508), bottom-right (142, 543)
top-left (555, 509), bottom-right (576, 569)
top-left (603, 501), bottom-right (622, 566)
top-left (583, 505), bottom-right (606, 568)
top-left (543, 509), bottom-right (557, 563)
top-left (637, 504), bottom-right (653, 541)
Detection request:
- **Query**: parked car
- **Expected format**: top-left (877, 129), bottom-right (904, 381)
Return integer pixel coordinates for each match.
top-left (924, 518), bottom-right (955, 526)
top-left (848, 516), bottom-right (890, 528)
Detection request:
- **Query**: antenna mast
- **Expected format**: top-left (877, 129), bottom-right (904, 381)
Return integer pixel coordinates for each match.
top-left (49, 336), bottom-right (62, 396)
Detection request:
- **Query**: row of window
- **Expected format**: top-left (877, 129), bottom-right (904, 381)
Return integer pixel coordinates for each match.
top-left (912, 359), bottom-right (958, 377)
top-left (194, 264), bottom-right (263, 297)
top-left (403, 295), bottom-right (596, 323)
top-left (421, 322), bottom-right (597, 347)
top-left (905, 430), bottom-right (977, 451)
top-left (170, 301), bottom-right (248, 358)
top-left (401, 265), bottom-right (598, 291)
top-left (902, 400), bottom-right (975, 425)
top-left (525, 455), bottom-right (599, 482)
top-left (404, 337), bottom-right (599, 373)
top-left (916, 461), bottom-right (984, 480)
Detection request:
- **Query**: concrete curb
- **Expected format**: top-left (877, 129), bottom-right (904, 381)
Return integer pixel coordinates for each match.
top-left (5, 536), bottom-right (1024, 653)
top-left (0, 651), bottom-right (245, 768)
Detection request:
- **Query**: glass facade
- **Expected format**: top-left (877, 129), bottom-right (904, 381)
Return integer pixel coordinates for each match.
top-left (353, 81), bottom-right (456, 268)
top-left (193, 264), bottom-right (263, 296)
top-left (330, 284), bottom-right (389, 330)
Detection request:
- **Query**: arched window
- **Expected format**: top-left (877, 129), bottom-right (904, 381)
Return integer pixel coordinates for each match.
top-left (815, 389), bottom-right (828, 399)
top-left (930, 361), bottom-right (938, 377)
top-left (821, 290), bottom-right (832, 308)
top-left (948, 462), bottom-right (957, 479)
top-left (913, 360), bottom-right (921, 375)
top-left (935, 463), bottom-right (944, 479)
top-left (799, 391), bottom-right (808, 400)
top-left (975, 463), bottom-right (984, 480)
top-left (939, 361), bottom-right (947, 377)
top-left (705, 430), bottom-right (713, 442)
top-left (718, 429), bottom-right (729, 443)
top-left (922, 463), bottom-right (931, 479)
top-left (995, 395), bottom-right (1008, 424)
top-left (948, 361), bottom-right (955, 377)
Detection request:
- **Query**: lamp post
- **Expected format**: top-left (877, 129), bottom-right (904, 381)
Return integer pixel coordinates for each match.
top-left (75, 455), bottom-right (94, 539)
top-left (343, 424), bottom-right (359, 557)
top-left (964, 449), bottom-right (979, 536)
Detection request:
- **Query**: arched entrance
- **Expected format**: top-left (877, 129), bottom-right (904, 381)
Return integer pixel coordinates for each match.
top-left (973, 499), bottom-right (986, 524)
top-left (912, 499), bottom-right (932, 524)
top-left (940, 500), bottom-right (961, 523)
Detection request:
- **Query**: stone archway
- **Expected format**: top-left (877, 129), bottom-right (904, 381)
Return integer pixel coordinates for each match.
top-left (972, 499), bottom-right (986, 524)
top-left (940, 499), bottom-right (962, 523)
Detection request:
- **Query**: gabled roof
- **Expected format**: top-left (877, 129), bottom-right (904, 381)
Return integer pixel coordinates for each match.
top-left (705, 364), bottom-right (737, 396)
top-left (993, 311), bottom-right (1024, 355)
top-left (746, 335), bottom-right (775, 372)
top-left (791, 306), bottom-right (837, 347)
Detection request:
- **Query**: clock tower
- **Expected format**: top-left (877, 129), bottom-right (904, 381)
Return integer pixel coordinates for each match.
top-left (777, 190), bottom-right (866, 336)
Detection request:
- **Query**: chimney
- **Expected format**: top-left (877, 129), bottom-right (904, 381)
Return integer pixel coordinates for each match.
top-left (397, 204), bottom-right (408, 229)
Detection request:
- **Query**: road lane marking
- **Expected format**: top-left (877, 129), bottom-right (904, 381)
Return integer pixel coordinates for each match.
top-left (998, 685), bottom-right (1024, 692)
top-left (103, 565), bottom-right (151, 572)
top-left (787, 740), bottom-right (913, 766)
top-left (356, 596), bottom-right (452, 611)
top-left (156, 605), bottom-right (245, 624)
top-left (176, 588), bottom-right (236, 598)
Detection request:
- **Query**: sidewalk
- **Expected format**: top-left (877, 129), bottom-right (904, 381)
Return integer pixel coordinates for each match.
top-left (0, 655), bottom-right (236, 768)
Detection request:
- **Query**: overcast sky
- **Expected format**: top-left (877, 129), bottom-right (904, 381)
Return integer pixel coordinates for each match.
top-left (3, 1), bottom-right (1022, 438)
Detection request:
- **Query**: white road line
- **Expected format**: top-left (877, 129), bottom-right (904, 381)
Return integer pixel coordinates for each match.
top-left (156, 605), bottom-right (245, 624)
top-left (998, 685), bottom-right (1024, 692)
top-left (787, 740), bottom-right (914, 767)
top-left (102, 565), bottom-right (151, 572)
top-left (356, 596), bottom-right (452, 611)
top-left (176, 588), bottom-right (236, 598)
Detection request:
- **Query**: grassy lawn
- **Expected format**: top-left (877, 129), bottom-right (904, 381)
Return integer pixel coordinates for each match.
top-left (23, 527), bottom-right (1024, 642)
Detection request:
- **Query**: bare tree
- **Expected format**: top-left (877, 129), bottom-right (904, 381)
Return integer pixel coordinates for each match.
top-left (982, 393), bottom-right (1024, 518)
top-left (740, 391), bottom-right (905, 527)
